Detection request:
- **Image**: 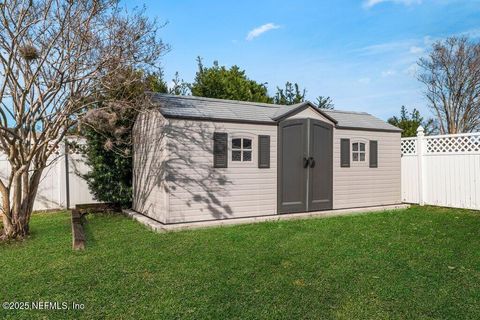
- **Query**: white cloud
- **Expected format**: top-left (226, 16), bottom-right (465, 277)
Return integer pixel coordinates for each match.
top-left (381, 69), bottom-right (397, 77)
top-left (423, 35), bottom-right (435, 46)
top-left (409, 46), bottom-right (424, 54)
top-left (404, 63), bottom-right (418, 76)
top-left (364, 0), bottom-right (422, 8)
top-left (355, 39), bottom-right (416, 55)
top-left (246, 23), bottom-right (280, 41)
top-left (355, 40), bottom-right (428, 58)
top-left (458, 28), bottom-right (480, 39)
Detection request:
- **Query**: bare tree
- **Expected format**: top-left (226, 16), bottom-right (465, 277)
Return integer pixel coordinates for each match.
top-left (0, 0), bottom-right (168, 239)
top-left (418, 37), bottom-right (480, 134)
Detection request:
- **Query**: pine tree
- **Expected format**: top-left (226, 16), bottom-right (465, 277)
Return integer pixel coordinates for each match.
top-left (274, 82), bottom-right (306, 105)
top-left (387, 106), bottom-right (437, 137)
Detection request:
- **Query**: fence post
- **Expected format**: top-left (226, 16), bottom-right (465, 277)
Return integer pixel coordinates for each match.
top-left (417, 126), bottom-right (425, 205)
top-left (64, 141), bottom-right (71, 210)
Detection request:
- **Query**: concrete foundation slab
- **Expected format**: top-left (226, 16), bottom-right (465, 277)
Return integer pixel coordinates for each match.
top-left (123, 204), bottom-right (410, 233)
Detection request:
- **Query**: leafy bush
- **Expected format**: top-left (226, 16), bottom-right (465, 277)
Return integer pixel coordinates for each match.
top-left (81, 70), bottom-right (169, 208)
top-left (81, 128), bottom-right (133, 208)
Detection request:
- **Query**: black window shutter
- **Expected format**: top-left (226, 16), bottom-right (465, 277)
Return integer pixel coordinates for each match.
top-left (340, 139), bottom-right (350, 167)
top-left (213, 132), bottom-right (228, 168)
top-left (370, 140), bottom-right (378, 168)
top-left (258, 135), bottom-right (270, 168)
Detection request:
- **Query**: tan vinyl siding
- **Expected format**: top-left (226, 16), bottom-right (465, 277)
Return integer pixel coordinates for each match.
top-left (164, 119), bottom-right (277, 223)
top-left (132, 110), bottom-right (169, 223)
top-left (132, 106), bottom-right (401, 224)
top-left (332, 129), bottom-right (401, 209)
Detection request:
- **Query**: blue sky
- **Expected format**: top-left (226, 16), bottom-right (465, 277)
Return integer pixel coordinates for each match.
top-left (127, 0), bottom-right (480, 120)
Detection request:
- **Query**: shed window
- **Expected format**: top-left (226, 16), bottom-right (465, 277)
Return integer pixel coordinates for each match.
top-left (352, 142), bottom-right (366, 162)
top-left (232, 138), bottom-right (252, 162)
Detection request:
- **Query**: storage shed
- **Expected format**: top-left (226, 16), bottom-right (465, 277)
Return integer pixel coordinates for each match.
top-left (132, 94), bottom-right (402, 224)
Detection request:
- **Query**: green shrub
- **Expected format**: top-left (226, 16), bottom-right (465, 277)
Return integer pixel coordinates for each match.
top-left (81, 128), bottom-right (133, 208)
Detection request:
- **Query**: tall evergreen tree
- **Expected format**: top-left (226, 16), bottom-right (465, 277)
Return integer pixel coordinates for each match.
top-left (315, 96), bottom-right (334, 109)
top-left (388, 106), bottom-right (437, 137)
top-left (169, 72), bottom-right (190, 95)
top-left (274, 82), bottom-right (306, 105)
top-left (190, 58), bottom-right (272, 103)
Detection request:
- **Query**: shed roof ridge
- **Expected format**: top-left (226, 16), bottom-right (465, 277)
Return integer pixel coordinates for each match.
top-left (151, 93), bottom-right (283, 109)
top-left (152, 93), bottom-right (372, 115)
top-left (322, 109), bottom-right (370, 115)
top-left (150, 93), bottom-right (402, 132)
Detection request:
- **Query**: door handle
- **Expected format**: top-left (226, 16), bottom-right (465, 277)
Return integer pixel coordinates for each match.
top-left (303, 157), bottom-right (309, 168)
top-left (308, 157), bottom-right (315, 168)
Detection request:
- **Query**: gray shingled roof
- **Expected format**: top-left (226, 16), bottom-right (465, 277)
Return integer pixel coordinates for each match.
top-left (322, 109), bottom-right (401, 132)
top-left (151, 94), bottom-right (401, 132)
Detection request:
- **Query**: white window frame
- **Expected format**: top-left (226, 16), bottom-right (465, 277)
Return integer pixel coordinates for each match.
top-left (351, 140), bottom-right (368, 165)
top-left (230, 135), bottom-right (254, 164)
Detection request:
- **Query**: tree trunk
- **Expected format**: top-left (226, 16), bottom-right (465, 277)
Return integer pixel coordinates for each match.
top-left (1, 168), bottom-right (44, 239)
top-left (1, 214), bottom-right (14, 238)
top-left (1, 215), bottom-right (29, 238)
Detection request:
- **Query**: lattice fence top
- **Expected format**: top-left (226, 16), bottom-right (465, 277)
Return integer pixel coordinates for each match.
top-left (426, 134), bottom-right (480, 154)
top-left (402, 132), bottom-right (480, 155)
top-left (401, 138), bottom-right (417, 155)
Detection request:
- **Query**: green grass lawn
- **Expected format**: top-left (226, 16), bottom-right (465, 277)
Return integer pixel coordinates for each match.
top-left (1, 206), bottom-right (479, 319)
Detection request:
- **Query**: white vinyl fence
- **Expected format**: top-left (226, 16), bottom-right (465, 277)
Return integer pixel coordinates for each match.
top-left (401, 127), bottom-right (480, 210)
top-left (0, 139), bottom-right (97, 211)
top-left (3, 130), bottom-right (479, 212)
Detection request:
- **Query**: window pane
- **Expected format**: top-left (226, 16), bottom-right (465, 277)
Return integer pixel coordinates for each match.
top-left (232, 150), bottom-right (241, 161)
top-left (243, 151), bottom-right (252, 161)
top-left (360, 143), bottom-right (365, 151)
top-left (352, 143), bottom-right (358, 151)
top-left (232, 139), bottom-right (241, 149)
top-left (352, 152), bottom-right (359, 161)
top-left (243, 139), bottom-right (252, 149)
top-left (360, 153), bottom-right (365, 161)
